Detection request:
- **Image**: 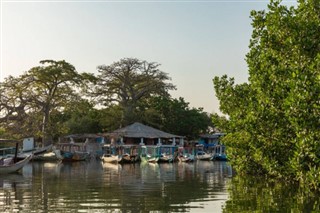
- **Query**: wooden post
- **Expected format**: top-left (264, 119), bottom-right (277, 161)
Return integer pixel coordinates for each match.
top-left (14, 142), bottom-right (19, 163)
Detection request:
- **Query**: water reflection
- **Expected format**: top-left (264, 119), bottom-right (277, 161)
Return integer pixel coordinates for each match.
top-left (223, 175), bottom-right (320, 212)
top-left (2, 160), bottom-right (319, 212)
top-left (0, 160), bottom-right (232, 212)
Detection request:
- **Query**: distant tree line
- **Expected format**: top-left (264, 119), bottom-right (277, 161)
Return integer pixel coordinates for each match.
top-left (0, 58), bottom-right (213, 142)
top-left (213, 0), bottom-right (320, 191)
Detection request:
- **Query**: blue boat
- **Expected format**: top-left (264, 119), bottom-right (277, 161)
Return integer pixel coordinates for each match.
top-left (212, 145), bottom-right (227, 161)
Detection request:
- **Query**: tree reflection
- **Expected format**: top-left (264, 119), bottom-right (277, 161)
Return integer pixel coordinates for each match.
top-left (0, 160), bottom-right (232, 212)
top-left (223, 175), bottom-right (320, 212)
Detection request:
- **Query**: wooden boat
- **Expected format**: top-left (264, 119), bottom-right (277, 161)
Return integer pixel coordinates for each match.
top-left (212, 145), bottom-right (227, 161)
top-left (17, 144), bottom-right (53, 160)
top-left (177, 146), bottom-right (194, 162)
top-left (118, 145), bottom-right (139, 163)
top-left (32, 151), bottom-right (59, 161)
top-left (54, 143), bottom-right (90, 162)
top-left (159, 153), bottom-right (174, 163)
top-left (140, 146), bottom-right (160, 163)
top-left (100, 144), bottom-right (119, 164)
top-left (158, 145), bottom-right (177, 163)
top-left (178, 153), bottom-right (195, 162)
top-left (101, 154), bottom-right (119, 163)
top-left (196, 151), bottom-right (212, 161)
top-left (0, 154), bottom-right (33, 174)
top-left (195, 145), bottom-right (212, 161)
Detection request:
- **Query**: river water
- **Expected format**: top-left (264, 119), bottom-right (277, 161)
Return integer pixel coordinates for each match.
top-left (1, 159), bottom-right (319, 212)
top-left (0, 160), bottom-right (232, 212)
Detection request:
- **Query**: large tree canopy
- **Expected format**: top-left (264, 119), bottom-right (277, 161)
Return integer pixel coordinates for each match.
top-left (0, 76), bottom-right (35, 138)
top-left (94, 58), bottom-right (176, 126)
top-left (213, 0), bottom-right (320, 190)
top-left (0, 60), bottom-right (93, 142)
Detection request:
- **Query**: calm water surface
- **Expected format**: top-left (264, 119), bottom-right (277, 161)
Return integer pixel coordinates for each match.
top-left (0, 160), bottom-right (232, 212)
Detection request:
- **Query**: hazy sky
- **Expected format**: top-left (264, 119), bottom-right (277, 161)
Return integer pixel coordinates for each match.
top-left (0, 0), bottom-right (296, 114)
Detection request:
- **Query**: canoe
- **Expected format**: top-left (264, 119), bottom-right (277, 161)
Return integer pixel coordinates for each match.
top-left (0, 154), bottom-right (33, 174)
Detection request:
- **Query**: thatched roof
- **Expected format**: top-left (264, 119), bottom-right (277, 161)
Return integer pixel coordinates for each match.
top-left (63, 134), bottom-right (103, 139)
top-left (109, 122), bottom-right (183, 139)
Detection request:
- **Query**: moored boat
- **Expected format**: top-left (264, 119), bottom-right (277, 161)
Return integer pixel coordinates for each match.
top-left (212, 145), bottom-right (227, 161)
top-left (101, 154), bottom-right (119, 163)
top-left (32, 151), bottom-right (59, 161)
top-left (0, 154), bottom-right (33, 174)
top-left (54, 143), bottom-right (90, 162)
top-left (159, 153), bottom-right (174, 163)
top-left (177, 146), bottom-right (195, 162)
top-left (195, 145), bottom-right (212, 161)
top-left (118, 145), bottom-right (139, 163)
top-left (158, 145), bottom-right (177, 163)
top-left (140, 145), bottom-right (160, 163)
top-left (17, 144), bottom-right (54, 160)
top-left (100, 144), bottom-right (119, 164)
top-left (178, 153), bottom-right (195, 163)
top-left (196, 151), bottom-right (212, 161)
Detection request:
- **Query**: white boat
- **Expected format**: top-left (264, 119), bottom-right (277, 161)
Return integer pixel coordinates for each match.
top-left (101, 154), bottom-right (120, 163)
top-left (100, 144), bottom-right (120, 163)
top-left (32, 151), bottom-right (59, 161)
top-left (196, 151), bottom-right (212, 161)
top-left (158, 145), bottom-right (176, 163)
top-left (140, 146), bottom-right (160, 163)
top-left (17, 144), bottom-right (53, 160)
top-left (178, 153), bottom-right (195, 162)
top-left (177, 146), bottom-right (195, 162)
top-left (159, 153), bottom-right (174, 163)
top-left (0, 154), bottom-right (33, 174)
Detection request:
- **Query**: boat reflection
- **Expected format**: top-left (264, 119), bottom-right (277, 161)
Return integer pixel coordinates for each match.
top-left (0, 160), bottom-right (232, 212)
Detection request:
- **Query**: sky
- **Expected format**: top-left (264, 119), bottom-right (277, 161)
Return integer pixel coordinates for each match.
top-left (0, 0), bottom-right (296, 114)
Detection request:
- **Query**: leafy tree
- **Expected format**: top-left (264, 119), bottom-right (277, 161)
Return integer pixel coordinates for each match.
top-left (213, 0), bottom-right (320, 190)
top-left (97, 105), bottom-right (123, 132)
top-left (94, 58), bottom-right (176, 126)
top-left (62, 100), bottom-right (103, 134)
top-left (211, 113), bottom-right (229, 133)
top-left (0, 75), bottom-right (38, 139)
top-left (0, 60), bottom-right (93, 143)
top-left (144, 96), bottom-right (212, 139)
top-left (24, 60), bottom-right (91, 143)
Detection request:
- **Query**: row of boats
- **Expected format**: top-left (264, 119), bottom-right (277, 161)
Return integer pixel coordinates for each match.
top-left (100, 144), bottom-right (227, 164)
top-left (0, 142), bottom-right (227, 174)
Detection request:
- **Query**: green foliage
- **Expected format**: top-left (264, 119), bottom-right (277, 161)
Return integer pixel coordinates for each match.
top-left (143, 96), bottom-right (212, 139)
top-left (1, 57), bottom-right (212, 141)
top-left (60, 100), bottom-right (103, 135)
top-left (211, 113), bottom-right (228, 133)
top-left (94, 58), bottom-right (176, 126)
top-left (0, 60), bottom-right (93, 142)
top-left (94, 105), bottom-right (123, 132)
top-left (213, 0), bottom-right (320, 190)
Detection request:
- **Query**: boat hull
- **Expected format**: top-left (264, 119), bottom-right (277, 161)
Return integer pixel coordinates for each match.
top-left (0, 154), bottom-right (33, 174)
top-left (101, 155), bottom-right (119, 163)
